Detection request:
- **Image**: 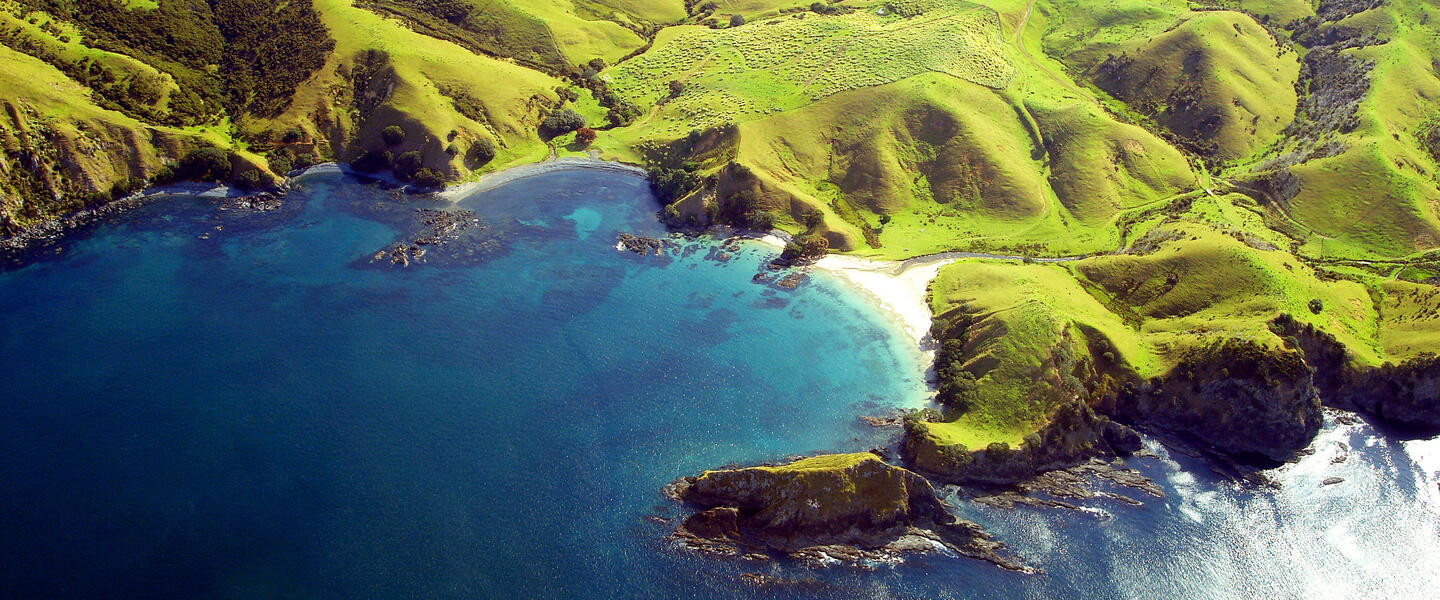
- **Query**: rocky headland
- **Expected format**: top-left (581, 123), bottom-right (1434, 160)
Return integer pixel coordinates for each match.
top-left (664, 453), bottom-right (1030, 572)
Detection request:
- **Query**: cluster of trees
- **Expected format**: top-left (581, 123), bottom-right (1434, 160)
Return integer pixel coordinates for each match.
top-left (356, 0), bottom-right (571, 75)
top-left (350, 147), bottom-right (447, 188)
top-left (573, 58), bottom-right (642, 128)
top-left (649, 164), bottom-right (703, 205)
top-left (931, 315), bottom-right (980, 411)
top-left (14, 0), bottom-right (332, 123)
top-left (808, 2), bottom-right (852, 16)
top-left (0, 23), bottom-right (187, 123)
top-left (1422, 120), bottom-right (1440, 166)
top-left (265, 147), bottom-right (317, 175)
top-left (712, 190), bottom-right (774, 229)
top-left (540, 108), bottom-right (586, 137)
top-left (779, 234), bottom-right (829, 263)
top-left (407, 0), bottom-right (472, 23)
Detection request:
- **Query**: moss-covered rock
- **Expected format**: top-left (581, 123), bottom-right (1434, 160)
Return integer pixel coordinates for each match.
top-left (904, 400), bottom-right (1116, 484)
top-left (666, 453), bottom-right (1028, 571)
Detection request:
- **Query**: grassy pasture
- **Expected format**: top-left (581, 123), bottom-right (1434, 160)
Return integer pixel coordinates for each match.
top-left (605, 0), bottom-right (1014, 131)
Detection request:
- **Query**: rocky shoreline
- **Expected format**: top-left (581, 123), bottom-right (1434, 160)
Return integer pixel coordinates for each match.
top-left (662, 453), bottom-right (1032, 572)
top-left (1, 158), bottom-right (646, 272)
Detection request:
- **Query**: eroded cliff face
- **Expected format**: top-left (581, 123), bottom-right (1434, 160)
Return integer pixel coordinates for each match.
top-left (1273, 315), bottom-right (1440, 433)
top-left (665, 453), bottom-right (1027, 571)
top-left (1114, 339), bottom-right (1322, 463)
top-left (903, 400), bottom-right (1123, 484)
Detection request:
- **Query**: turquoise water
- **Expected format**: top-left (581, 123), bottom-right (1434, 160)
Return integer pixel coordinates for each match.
top-left (2, 170), bottom-right (1437, 598)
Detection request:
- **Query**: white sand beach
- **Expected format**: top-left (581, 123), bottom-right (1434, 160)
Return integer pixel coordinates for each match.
top-left (811, 254), bottom-right (953, 351)
top-left (439, 157), bottom-right (647, 202)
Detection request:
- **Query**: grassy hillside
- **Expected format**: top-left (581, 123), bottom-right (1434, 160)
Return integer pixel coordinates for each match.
top-left (8, 0), bottom-right (1435, 264)
top-left (915, 181), bottom-right (1438, 465)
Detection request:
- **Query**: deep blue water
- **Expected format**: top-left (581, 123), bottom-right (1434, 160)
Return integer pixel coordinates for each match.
top-left (2, 170), bottom-right (1438, 599)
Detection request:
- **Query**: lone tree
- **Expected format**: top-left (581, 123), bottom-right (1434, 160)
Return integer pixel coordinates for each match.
top-left (730, 14), bottom-right (745, 27)
top-left (540, 108), bottom-right (586, 137)
top-left (467, 138), bottom-right (497, 165)
top-left (382, 125), bottom-right (406, 146)
top-left (575, 127), bottom-right (598, 145)
top-left (668, 80), bottom-right (686, 98)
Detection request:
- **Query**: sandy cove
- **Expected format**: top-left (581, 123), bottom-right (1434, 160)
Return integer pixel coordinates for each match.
top-left (439, 157), bottom-right (648, 202)
top-left (811, 254), bottom-right (954, 351)
top-left (744, 234), bottom-right (952, 353)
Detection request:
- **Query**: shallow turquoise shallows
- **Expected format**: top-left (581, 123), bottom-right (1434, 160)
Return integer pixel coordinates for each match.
top-left (2, 170), bottom-right (1437, 599)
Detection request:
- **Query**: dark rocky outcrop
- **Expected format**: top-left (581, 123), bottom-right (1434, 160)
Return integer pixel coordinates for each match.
top-left (616, 233), bottom-right (666, 255)
top-left (358, 207), bottom-right (507, 269)
top-left (664, 453), bottom-right (1030, 572)
top-left (1114, 338), bottom-right (1322, 463)
top-left (1272, 315), bottom-right (1440, 434)
top-left (904, 400), bottom-right (1117, 484)
top-left (969, 457), bottom-right (1164, 510)
top-left (1102, 421), bottom-right (1144, 455)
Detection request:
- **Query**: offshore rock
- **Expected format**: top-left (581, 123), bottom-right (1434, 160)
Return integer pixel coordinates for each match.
top-left (616, 233), bottom-right (666, 255)
top-left (360, 208), bottom-right (506, 269)
top-left (665, 453), bottom-right (1030, 572)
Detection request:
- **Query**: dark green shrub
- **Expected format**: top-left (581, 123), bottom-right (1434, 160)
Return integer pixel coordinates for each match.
top-left (109, 177), bottom-right (143, 200)
top-left (411, 168), bottom-right (445, 188)
top-left (234, 169), bottom-right (263, 190)
top-left (393, 151), bottom-right (425, 179)
top-left (267, 149), bottom-right (294, 174)
top-left (351, 149), bottom-right (393, 173)
top-left (382, 125), bottom-right (406, 146)
top-left (730, 14), bottom-right (745, 26)
top-left (780, 233), bottom-right (828, 262)
top-left (291, 152), bottom-right (316, 170)
top-left (467, 138), bottom-right (497, 165)
top-left (1309, 298), bottom-right (1324, 314)
top-left (804, 208), bottom-right (824, 229)
top-left (540, 108), bottom-right (585, 137)
top-left (445, 143), bottom-right (460, 156)
top-left (178, 147), bottom-right (232, 182)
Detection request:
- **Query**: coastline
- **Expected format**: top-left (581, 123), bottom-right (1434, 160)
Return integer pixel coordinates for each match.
top-left (438, 157), bottom-right (648, 202)
top-left (743, 233), bottom-right (952, 359)
top-left (811, 254), bottom-right (954, 352)
top-left (1, 158), bottom-right (647, 262)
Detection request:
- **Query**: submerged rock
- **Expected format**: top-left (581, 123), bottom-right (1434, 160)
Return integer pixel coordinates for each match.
top-left (665, 453), bottom-right (1030, 572)
top-left (360, 208), bottom-right (507, 269)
